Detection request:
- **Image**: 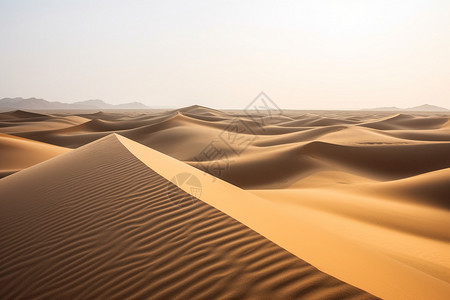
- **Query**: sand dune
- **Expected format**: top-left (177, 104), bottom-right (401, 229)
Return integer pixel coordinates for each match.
top-left (0, 133), bottom-right (69, 178)
top-left (118, 134), bottom-right (450, 299)
top-left (362, 113), bottom-right (449, 130)
top-left (0, 134), bottom-right (374, 299)
top-left (359, 167), bottom-right (450, 210)
top-left (0, 108), bottom-right (449, 299)
top-left (0, 110), bottom-right (50, 120)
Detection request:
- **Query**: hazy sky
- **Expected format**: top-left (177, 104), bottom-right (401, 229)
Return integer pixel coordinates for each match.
top-left (1, 0), bottom-right (449, 109)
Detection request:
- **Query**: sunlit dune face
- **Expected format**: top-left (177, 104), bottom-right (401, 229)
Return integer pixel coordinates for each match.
top-left (0, 106), bottom-right (449, 299)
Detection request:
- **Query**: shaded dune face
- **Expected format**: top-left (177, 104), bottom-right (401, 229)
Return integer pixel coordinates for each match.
top-left (1, 107), bottom-right (449, 299)
top-left (2, 109), bottom-right (449, 189)
top-left (0, 133), bottom-right (70, 178)
top-left (0, 110), bottom-right (50, 121)
top-left (0, 136), bottom-right (375, 299)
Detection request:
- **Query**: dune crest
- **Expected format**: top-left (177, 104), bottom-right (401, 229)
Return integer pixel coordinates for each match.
top-left (1, 108), bottom-right (449, 299)
top-left (0, 134), bottom-right (375, 299)
top-left (116, 134), bottom-right (450, 299)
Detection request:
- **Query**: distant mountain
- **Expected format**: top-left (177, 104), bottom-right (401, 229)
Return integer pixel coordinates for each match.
top-left (406, 104), bottom-right (448, 112)
top-left (115, 102), bottom-right (150, 109)
top-left (0, 98), bottom-right (74, 110)
top-left (73, 99), bottom-right (115, 109)
top-left (366, 106), bottom-right (402, 111)
top-left (0, 97), bottom-right (150, 110)
top-left (366, 104), bottom-right (448, 112)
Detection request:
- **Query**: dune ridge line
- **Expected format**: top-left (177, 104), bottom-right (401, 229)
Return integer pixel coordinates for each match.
top-left (0, 133), bottom-right (375, 299)
top-left (116, 133), bottom-right (450, 300)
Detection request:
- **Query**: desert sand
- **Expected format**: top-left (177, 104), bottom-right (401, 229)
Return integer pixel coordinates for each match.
top-left (0, 107), bottom-right (449, 299)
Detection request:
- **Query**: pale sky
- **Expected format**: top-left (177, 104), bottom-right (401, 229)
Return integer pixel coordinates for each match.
top-left (1, 0), bottom-right (449, 109)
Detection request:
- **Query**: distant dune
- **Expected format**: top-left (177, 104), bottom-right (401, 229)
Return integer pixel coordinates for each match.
top-left (0, 106), bottom-right (449, 299)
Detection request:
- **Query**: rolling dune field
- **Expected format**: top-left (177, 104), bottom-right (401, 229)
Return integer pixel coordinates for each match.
top-left (0, 107), bottom-right (449, 299)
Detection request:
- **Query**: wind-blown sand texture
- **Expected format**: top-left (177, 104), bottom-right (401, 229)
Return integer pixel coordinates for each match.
top-left (1, 107), bottom-right (449, 299)
top-left (0, 135), bottom-right (373, 299)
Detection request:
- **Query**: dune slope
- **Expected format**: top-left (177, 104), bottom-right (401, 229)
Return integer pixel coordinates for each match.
top-left (117, 134), bottom-right (450, 300)
top-left (0, 134), bottom-right (374, 299)
top-left (0, 133), bottom-right (70, 178)
top-left (1, 108), bottom-right (449, 299)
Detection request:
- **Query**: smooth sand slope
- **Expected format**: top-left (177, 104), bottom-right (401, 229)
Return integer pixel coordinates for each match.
top-left (0, 133), bottom-right (69, 178)
top-left (1, 107), bottom-right (449, 299)
top-left (0, 134), bottom-right (374, 299)
top-left (0, 110), bottom-right (88, 134)
top-left (118, 134), bottom-right (450, 299)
